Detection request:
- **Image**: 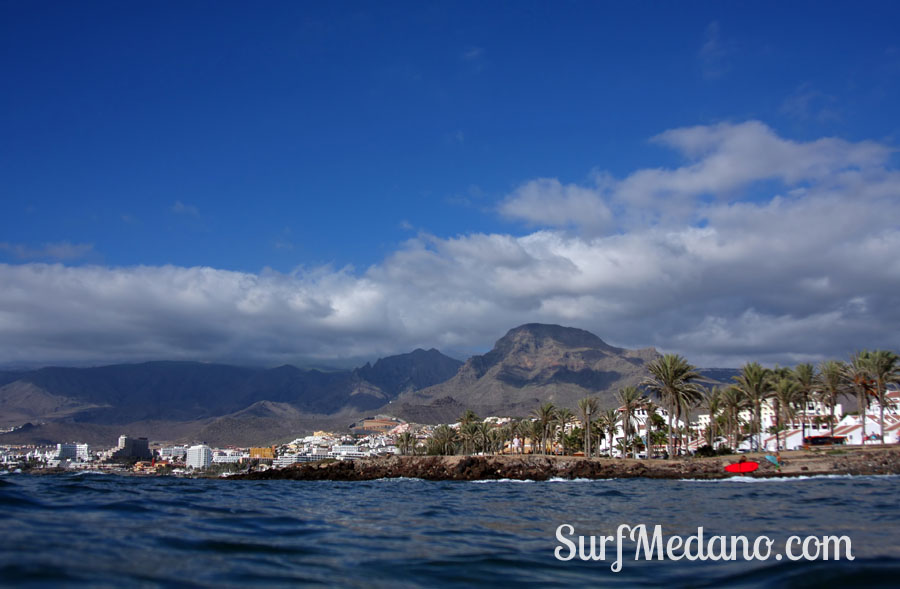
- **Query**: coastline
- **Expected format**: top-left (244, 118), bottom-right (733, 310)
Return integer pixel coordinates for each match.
top-left (231, 445), bottom-right (900, 482)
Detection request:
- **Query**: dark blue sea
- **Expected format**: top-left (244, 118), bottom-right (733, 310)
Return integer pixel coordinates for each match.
top-left (1, 472), bottom-right (898, 588)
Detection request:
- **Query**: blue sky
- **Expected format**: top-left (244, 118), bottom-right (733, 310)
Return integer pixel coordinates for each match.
top-left (2, 1), bottom-right (899, 367)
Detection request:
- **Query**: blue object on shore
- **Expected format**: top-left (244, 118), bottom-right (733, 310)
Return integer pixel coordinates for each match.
top-left (765, 455), bottom-right (781, 467)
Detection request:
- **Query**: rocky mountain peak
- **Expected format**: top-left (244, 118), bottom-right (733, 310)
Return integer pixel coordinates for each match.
top-left (496, 323), bottom-right (618, 354)
top-left (397, 324), bottom-right (662, 422)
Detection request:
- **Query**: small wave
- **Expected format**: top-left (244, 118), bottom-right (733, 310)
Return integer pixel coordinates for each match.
top-left (682, 473), bottom-right (900, 483)
top-left (547, 477), bottom-right (612, 482)
top-left (472, 477), bottom-right (615, 484)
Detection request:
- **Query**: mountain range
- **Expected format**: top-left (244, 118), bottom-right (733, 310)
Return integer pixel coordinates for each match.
top-left (0, 324), bottom-right (737, 447)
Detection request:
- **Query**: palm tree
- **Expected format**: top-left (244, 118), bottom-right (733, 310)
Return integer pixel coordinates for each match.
top-left (816, 360), bottom-right (845, 439)
top-left (733, 362), bottom-right (773, 452)
top-left (642, 399), bottom-right (661, 458)
top-left (675, 387), bottom-right (703, 454)
top-left (460, 422), bottom-right (480, 455)
top-left (844, 352), bottom-right (875, 445)
top-left (868, 350), bottom-right (900, 445)
top-left (526, 420), bottom-right (544, 455)
top-left (487, 428), bottom-right (504, 455)
top-left (397, 432), bottom-right (413, 456)
top-left (428, 425), bottom-right (457, 456)
top-left (560, 429), bottom-right (581, 455)
top-left (700, 386), bottom-right (722, 449)
top-left (616, 386), bottom-right (645, 458)
top-left (577, 397), bottom-right (599, 458)
top-left (556, 407), bottom-right (575, 429)
top-left (477, 421), bottom-right (494, 454)
top-left (531, 402), bottom-right (557, 455)
top-left (772, 372), bottom-right (800, 451)
top-left (458, 409), bottom-right (480, 427)
top-left (596, 408), bottom-right (619, 457)
top-left (793, 363), bottom-right (816, 445)
top-left (554, 408), bottom-right (575, 455)
top-left (719, 386), bottom-right (747, 450)
top-left (642, 354), bottom-right (704, 458)
top-left (591, 418), bottom-right (607, 457)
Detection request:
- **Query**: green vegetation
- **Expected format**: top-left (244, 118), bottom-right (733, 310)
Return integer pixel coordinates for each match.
top-left (642, 354), bottom-right (704, 458)
top-left (404, 348), bottom-right (898, 459)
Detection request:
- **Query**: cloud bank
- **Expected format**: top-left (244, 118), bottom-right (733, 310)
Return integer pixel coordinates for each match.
top-left (2, 122), bottom-right (898, 368)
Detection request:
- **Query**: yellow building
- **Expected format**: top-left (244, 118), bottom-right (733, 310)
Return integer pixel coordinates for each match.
top-left (249, 447), bottom-right (275, 459)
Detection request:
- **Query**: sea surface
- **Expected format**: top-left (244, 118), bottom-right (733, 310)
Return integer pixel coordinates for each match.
top-left (1, 471), bottom-right (898, 587)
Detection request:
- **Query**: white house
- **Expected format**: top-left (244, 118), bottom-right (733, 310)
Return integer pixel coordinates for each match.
top-left (594, 405), bottom-right (685, 457)
top-left (831, 390), bottom-right (900, 445)
top-left (696, 389), bottom-right (900, 451)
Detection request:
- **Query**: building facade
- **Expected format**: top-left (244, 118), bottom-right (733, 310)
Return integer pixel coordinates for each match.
top-left (186, 444), bottom-right (212, 470)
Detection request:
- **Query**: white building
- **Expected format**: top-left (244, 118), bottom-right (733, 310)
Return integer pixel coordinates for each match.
top-left (186, 444), bottom-right (212, 470)
top-left (273, 453), bottom-right (323, 468)
top-left (159, 445), bottom-right (187, 461)
top-left (697, 396), bottom-right (847, 452)
top-left (330, 444), bottom-right (367, 460)
top-left (830, 390), bottom-right (900, 445)
top-left (53, 443), bottom-right (91, 462)
top-left (594, 405), bottom-right (685, 457)
top-left (212, 449), bottom-right (246, 464)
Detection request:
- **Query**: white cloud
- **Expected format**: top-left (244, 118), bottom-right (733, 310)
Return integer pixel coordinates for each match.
top-left (500, 120), bottom-right (893, 230)
top-left (1, 122), bottom-right (898, 368)
top-left (499, 176), bottom-right (614, 234)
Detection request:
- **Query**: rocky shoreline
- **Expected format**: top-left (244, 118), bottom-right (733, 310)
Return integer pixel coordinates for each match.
top-left (231, 446), bottom-right (900, 482)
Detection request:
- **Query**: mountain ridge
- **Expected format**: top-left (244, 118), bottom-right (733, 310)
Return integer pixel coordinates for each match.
top-left (0, 324), bottom-right (741, 446)
top-left (0, 350), bottom-right (463, 445)
top-left (392, 324), bottom-right (662, 421)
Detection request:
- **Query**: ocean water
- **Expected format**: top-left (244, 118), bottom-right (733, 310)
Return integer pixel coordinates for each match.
top-left (1, 472), bottom-right (898, 587)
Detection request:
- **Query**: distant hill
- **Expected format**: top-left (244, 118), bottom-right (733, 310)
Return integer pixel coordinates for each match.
top-left (391, 323), bottom-right (662, 421)
top-left (697, 368), bottom-right (742, 386)
top-left (193, 401), bottom-right (356, 448)
top-left (354, 348), bottom-right (463, 395)
top-left (0, 350), bottom-right (462, 446)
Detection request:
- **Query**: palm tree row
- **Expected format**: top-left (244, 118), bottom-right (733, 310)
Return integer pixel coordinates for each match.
top-left (409, 348), bottom-right (897, 457)
top-left (699, 350), bottom-right (899, 451)
top-left (417, 394), bottom-right (656, 457)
